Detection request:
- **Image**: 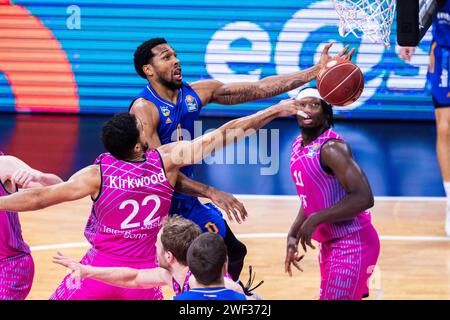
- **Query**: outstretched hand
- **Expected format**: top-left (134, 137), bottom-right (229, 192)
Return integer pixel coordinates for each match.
top-left (271, 98), bottom-right (301, 117)
top-left (318, 43), bottom-right (356, 69)
top-left (11, 168), bottom-right (43, 190)
top-left (52, 251), bottom-right (85, 285)
top-left (209, 188), bottom-right (248, 224)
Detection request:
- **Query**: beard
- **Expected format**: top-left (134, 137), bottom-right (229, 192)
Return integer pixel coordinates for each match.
top-left (161, 77), bottom-right (183, 90)
top-left (300, 118), bottom-right (330, 137)
top-left (141, 142), bottom-right (149, 153)
top-left (300, 124), bottom-right (323, 136)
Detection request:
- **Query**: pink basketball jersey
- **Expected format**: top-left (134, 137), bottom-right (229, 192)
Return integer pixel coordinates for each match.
top-left (172, 270), bottom-right (192, 296)
top-left (0, 152), bottom-right (31, 260)
top-left (171, 271), bottom-right (233, 296)
top-left (290, 129), bottom-right (371, 243)
top-left (84, 150), bottom-right (173, 260)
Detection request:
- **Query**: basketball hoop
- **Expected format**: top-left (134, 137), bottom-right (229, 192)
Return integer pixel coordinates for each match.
top-left (331, 0), bottom-right (396, 48)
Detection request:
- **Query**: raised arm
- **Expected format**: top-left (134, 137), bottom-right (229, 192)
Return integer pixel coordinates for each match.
top-left (192, 43), bottom-right (354, 106)
top-left (0, 155), bottom-right (63, 189)
top-left (0, 165), bottom-right (101, 212)
top-left (158, 98), bottom-right (300, 173)
top-left (52, 252), bottom-right (170, 289)
top-left (131, 98), bottom-right (247, 222)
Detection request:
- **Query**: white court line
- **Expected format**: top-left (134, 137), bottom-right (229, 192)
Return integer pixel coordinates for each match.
top-left (31, 242), bottom-right (91, 252)
top-left (237, 233), bottom-right (450, 241)
top-left (234, 195), bottom-right (446, 202)
top-left (30, 234), bottom-right (450, 252)
top-left (29, 196), bottom-right (447, 252)
top-left (374, 196), bottom-right (446, 202)
top-left (379, 235), bottom-right (450, 241)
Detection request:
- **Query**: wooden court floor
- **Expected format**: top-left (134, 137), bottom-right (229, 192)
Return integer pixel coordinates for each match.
top-left (19, 196), bottom-right (450, 300)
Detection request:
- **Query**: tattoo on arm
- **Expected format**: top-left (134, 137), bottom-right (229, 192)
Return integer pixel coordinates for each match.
top-left (213, 66), bottom-right (320, 105)
top-left (175, 173), bottom-right (211, 198)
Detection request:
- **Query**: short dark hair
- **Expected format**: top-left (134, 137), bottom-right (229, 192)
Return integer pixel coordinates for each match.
top-left (321, 99), bottom-right (334, 128)
top-left (161, 215), bottom-right (202, 265)
top-left (187, 233), bottom-right (227, 286)
top-left (101, 112), bottom-right (139, 160)
top-left (134, 38), bottom-right (168, 79)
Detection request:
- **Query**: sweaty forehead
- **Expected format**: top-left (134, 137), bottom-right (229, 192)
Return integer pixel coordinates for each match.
top-left (151, 43), bottom-right (174, 56)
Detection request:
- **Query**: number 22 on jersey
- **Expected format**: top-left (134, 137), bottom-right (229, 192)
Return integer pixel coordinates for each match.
top-left (119, 195), bottom-right (161, 230)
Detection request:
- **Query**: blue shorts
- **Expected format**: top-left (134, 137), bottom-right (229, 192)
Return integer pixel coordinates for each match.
top-left (427, 41), bottom-right (450, 107)
top-left (169, 196), bottom-right (227, 238)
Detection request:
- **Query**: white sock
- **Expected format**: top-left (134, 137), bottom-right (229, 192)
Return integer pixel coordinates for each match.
top-left (445, 181), bottom-right (450, 203)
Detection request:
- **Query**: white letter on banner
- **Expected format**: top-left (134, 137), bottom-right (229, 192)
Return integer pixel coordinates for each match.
top-left (66, 5), bottom-right (81, 30)
top-left (205, 22), bottom-right (271, 83)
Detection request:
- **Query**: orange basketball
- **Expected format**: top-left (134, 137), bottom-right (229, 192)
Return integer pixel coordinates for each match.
top-left (316, 59), bottom-right (364, 107)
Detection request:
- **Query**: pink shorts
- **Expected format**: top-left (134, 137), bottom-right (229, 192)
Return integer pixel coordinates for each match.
top-left (50, 248), bottom-right (163, 300)
top-left (0, 253), bottom-right (34, 300)
top-left (319, 224), bottom-right (380, 300)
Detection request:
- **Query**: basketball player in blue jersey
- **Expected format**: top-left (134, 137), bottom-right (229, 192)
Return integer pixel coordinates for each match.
top-left (400, 0), bottom-right (450, 235)
top-left (129, 37), bottom-right (354, 282)
top-left (173, 233), bottom-right (247, 301)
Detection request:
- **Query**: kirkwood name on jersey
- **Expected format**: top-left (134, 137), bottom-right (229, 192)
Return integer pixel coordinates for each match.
top-left (108, 169), bottom-right (167, 190)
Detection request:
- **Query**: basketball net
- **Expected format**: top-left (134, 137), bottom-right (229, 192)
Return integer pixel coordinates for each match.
top-left (331, 0), bottom-right (396, 48)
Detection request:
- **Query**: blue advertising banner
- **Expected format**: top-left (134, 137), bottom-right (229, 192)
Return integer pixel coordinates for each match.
top-left (0, 0), bottom-right (435, 119)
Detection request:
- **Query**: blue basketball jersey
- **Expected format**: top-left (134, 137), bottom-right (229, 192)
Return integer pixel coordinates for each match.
top-left (433, 1), bottom-right (450, 47)
top-left (173, 287), bottom-right (247, 300)
top-left (130, 82), bottom-right (203, 212)
top-left (427, 1), bottom-right (450, 104)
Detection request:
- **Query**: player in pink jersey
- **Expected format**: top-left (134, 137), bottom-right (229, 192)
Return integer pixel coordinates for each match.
top-left (284, 87), bottom-right (380, 300)
top-left (52, 215), bottom-right (243, 297)
top-left (0, 98), bottom-right (300, 300)
top-left (0, 152), bottom-right (62, 300)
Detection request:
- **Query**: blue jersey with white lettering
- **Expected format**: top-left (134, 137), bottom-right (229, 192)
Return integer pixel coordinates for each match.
top-left (433, 1), bottom-right (450, 47)
top-left (173, 287), bottom-right (247, 300)
top-left (427, 1), bottom-right (450, 104)
top-left (130, 82), bottom-right (203, 213)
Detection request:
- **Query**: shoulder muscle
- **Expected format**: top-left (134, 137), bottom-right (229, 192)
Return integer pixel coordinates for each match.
top-left (321, 140), bottom-right (353, 168)
top-left (189, 79), bottom-right (223, 105)
top-left (130, 98), bottom-right (160, 126)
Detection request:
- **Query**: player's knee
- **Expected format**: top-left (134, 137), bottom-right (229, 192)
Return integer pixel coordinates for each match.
top-left (223, 221), bottom-right (247, 260)
top-left (238, 240), bottom-right (247, 258)
top-left (437, 120), bottom-right (450, 141)
top-left (229, 238), bottom-right (247, 260)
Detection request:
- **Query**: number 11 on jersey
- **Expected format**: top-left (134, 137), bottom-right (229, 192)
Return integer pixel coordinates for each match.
top-left (293, 170), bottom-right (304, 187)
